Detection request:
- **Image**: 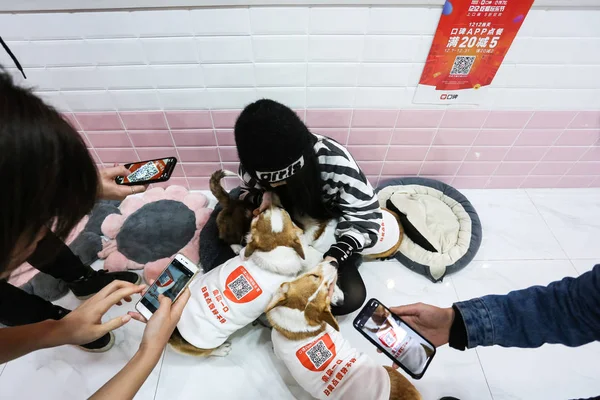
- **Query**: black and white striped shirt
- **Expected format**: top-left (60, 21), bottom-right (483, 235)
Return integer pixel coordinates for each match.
top-left (239, 135), bottom-right (382, 263)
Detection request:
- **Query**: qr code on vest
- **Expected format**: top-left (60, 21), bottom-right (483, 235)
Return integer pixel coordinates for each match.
top-left (306, 340), bottom-right (333, 369)
top-left (128, 161), bottom-right (159, 182)
top-left (450, 56), bottom-right (476, 76)
top-left (382, 331), bottom-right (396, 347)
top-left (227, 275), bottom-right (253, 300)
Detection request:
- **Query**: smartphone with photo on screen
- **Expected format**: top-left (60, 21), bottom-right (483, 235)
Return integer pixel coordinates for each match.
top-left (353, 298), bottom-right (436, 380)
top-left (135, 254), bottom-right (199, 320)
top-left (115, 157), bottom-right (177, 186)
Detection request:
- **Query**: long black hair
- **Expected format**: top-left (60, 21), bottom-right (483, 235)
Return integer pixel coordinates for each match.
top-left (0, 67), bottom-right (98, 273)
top-left (235, 99), bottom-right (339, 223)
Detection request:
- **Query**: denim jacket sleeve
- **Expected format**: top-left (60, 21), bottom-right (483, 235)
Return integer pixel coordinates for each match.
top-left (453, 264), bottom-right (600, 349)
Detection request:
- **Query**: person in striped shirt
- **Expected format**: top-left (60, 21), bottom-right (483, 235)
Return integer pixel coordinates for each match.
top-left (234, 99), bottom-right (382, 315)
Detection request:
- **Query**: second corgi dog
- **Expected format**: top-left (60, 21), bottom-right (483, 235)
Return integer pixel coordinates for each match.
top-left (266, 262), bottom-right (421, 400)
top-left (170, 205), bottom-right (307, 357)
top-left (209, 169), bottom-right (254, 248)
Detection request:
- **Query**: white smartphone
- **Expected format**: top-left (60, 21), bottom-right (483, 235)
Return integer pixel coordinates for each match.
top-left (135, 254), bottom-right (199, 320)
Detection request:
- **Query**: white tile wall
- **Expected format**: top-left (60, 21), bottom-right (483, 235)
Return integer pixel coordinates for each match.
top-left (2, 7), bottom-right (599, 111)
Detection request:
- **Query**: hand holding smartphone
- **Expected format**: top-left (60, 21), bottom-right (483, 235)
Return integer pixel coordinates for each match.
top-left (354, 298), bottom-right (436, 379)
top-left (116, 157), bottom-right (177, 186)
top-left (135, 254), bottom-right (198, 321)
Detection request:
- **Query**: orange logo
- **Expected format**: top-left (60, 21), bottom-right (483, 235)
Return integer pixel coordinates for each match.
top-left (296, 333), bottom-right (336, 372)
top-left (223, 265), bottom-right (263, 304)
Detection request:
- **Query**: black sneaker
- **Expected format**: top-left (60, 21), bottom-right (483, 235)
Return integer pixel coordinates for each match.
top-left (52, 305), bottom-right (115, 353)
top-left (68, 269), bottom-right (141, 300)
top-left (79, 332), bottom-right (115, 353)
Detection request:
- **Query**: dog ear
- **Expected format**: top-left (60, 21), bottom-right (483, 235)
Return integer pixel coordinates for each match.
top-left (321, 303), bottom-right (340, 331)
top-left (291, 239), bottom-right (305, 260)
top-left (321, 304), bottom-right (340, 332)
top-left (270, 192), bottom-right (282, 207)
top-left (265, 283), bottom-right (290, 313)
top-left (243, 241), bottom-right (257, 259)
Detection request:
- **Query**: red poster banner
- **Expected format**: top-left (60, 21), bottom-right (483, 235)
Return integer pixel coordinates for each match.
top-left (413, 0), bottom-right (534, 105)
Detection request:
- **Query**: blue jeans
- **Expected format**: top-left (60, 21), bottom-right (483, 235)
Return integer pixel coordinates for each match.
top-left (455, 264), bottom-right (600, 348)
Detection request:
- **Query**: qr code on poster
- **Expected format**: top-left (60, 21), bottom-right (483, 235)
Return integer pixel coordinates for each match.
top-left (450, 56), bottom-right (476, 76)
top-left (128, 161), bottom-right (159, 182)
top-left (306, 340), bottom-right (333, 369)
top-left (227, 274), bottom-right (253, 300)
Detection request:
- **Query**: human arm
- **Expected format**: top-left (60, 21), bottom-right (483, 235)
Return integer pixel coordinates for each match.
top-left (0, 281), bottom-right (145, 364)
top-left (98, 165), bottom-right (148, 200)
top-left (90, 289), bottom-right (190, 400)
top-left (391, 265), bottom-right (600, 352)
top-left (316, 139), bottom-right (382, 264)
top-left (453, 264), bottom-right (600, 349)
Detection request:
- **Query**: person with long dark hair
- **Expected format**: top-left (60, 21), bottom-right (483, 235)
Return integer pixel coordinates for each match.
top-left (0, 67), bottom-right (187, 397)
top-left (235, 99), bottom-right (383, 315)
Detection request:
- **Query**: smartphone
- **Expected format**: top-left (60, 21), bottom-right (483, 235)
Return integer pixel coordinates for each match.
top-left (135, 254), bottom-right (199, 320)
top-left (353, 298), bottom-right (436, 379)
top-left (115, 157), bottom-right (177, 186)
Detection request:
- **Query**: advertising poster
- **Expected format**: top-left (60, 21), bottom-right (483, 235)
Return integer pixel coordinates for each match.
top-left (413, 0), bottom-right (534, 105)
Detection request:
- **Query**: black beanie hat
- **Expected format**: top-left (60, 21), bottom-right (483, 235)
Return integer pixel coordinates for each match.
top-left (235, 99), bottom-right (315, 183)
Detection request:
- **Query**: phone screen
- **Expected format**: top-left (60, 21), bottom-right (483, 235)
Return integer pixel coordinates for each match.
top-left (118, 158), bottom-right (174, 184)
top-left (355, 300), bottom-right (435, 379)
top-left (140, 258), bottom-right (195, 313)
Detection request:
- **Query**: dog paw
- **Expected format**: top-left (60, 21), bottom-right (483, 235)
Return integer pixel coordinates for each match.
top-left (230, 244), bottom-right (243, 255)
top-left (211, 342), bottom-right (232, 357)
top-left (331, 284), bottom-right (345, 306)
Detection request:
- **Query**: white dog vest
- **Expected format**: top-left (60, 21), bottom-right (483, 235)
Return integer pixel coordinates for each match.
top-left (307, 208), bottom-right (400, 257)
top-left (272, 325), bottom-right (390, 400)
top-left (178, 256), bottom-right (294, 349)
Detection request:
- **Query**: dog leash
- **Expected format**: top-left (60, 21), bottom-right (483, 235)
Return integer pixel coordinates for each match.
top-left (0, 36), bottom-right (27, 79)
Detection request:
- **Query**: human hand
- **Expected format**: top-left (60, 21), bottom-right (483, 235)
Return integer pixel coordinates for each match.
top-left (98, 165), bottom-right (148, 200)
top-left (59, 281), bottom-right (146, 346)
top-left (128, 289), bottom-right (191, 357)
top-left (390, 303), bottom-right (454, 348)
top-left (253, 191), bottom-right (273, 216)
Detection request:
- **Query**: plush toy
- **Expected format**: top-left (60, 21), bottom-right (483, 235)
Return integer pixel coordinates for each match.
top-left (97, 186), bottom-right (212, 284)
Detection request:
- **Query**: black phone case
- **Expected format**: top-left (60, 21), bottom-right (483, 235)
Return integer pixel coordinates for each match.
top-left (116, 157), bottom-right (178, 186)
top-left (353, 298), bottom-right (436, 380)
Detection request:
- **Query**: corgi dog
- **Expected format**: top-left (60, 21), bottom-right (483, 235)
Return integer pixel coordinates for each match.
top-left (266, 262), bottom-right (421, 400)
top-left (209, 169), bottom-right (254, 249)
top-left (170, 205), bottom-right (308, 357)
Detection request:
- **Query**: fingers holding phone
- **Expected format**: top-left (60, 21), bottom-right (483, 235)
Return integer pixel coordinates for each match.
top-left (59, 280), bottom-right (147, 346)
top-left (389, 303), bottom-right (455, 348)
top-left (139, 289), bottom-right (191, 354)
top-left (99, 165), bottom-right (149, 201)
top-left (354, 299), bottom-right (437, 380)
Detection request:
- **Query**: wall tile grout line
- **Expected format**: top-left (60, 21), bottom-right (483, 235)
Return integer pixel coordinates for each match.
top-left (484, 111), bottom-right (537, 189)
top-left (522, 111), bottom-right (580, 189)
top-left (450, 110), bottom-right (492, 187)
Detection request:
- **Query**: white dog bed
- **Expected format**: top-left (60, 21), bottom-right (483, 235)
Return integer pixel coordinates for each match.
top-left (377, 177), bottom-right (482, 282)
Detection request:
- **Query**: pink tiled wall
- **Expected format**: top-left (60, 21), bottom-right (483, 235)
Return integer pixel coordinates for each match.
top-left (66, 109), bottom-right (600, 190)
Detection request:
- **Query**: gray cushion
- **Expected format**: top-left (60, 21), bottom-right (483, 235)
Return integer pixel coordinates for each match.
top-left (377, 177), bottom-right (482, 283)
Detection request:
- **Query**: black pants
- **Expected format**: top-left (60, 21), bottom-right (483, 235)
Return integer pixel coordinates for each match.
top-left (0, 231), bottom-right (88, 326)
top-left (199, 207), bottom-right (367, 316)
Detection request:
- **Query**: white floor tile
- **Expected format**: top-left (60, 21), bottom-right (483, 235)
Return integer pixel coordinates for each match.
top-left (461, 190), bottom-right (567, 261)
top-left (0, 292), bottom-right (162, 400)
top-left (155, 325), bottom-right (302, 400)
top-left (570, 259), bottom-right (597, 275)
top-left (527, 188), bottom-right (600, 259)
top-left (452, 259), bottom-right (600, 400)
top-left (451, 259), bottom-right (578, 300)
